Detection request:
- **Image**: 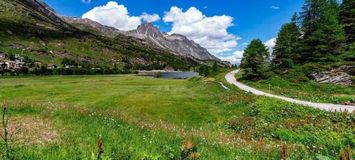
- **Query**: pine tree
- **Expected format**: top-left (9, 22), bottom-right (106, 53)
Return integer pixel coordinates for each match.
top-left (339, 0), bottom-right (355, 44)
top-left (272, 15), bottom-right (302, 70)
top-left (240, 39), bottom-right (270, 80)
top-left (212, 61), bottom-right (218, 72)
top-left (301, 0), bottom-right (327, 35)
top-left (300, 0), bottom-right (345, 62)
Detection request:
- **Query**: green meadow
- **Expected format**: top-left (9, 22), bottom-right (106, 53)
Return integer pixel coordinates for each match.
top-left (0, 72), bottom-right (354, 159)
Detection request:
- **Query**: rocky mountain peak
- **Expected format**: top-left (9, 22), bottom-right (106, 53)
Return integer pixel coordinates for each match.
top-left (125, 23), bottom-right (220, 62)
top-left (135, 23), bottom-right (162, 38)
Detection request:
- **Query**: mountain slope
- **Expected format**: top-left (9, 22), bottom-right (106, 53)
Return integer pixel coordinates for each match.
top-left (63, 18), bottom-right (230, 66)
top-left (0, 0), bottom-right (200, 72)
top-left (62, 17), bottom-right (122, 38)
top-left (125, 23), bottom-right (219, 61)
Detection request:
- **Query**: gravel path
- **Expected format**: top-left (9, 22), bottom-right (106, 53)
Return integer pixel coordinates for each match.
top-left (225, 70), bottom-right (355, 112)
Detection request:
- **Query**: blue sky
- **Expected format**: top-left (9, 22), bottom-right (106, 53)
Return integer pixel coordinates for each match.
top-left (44, 0), bottom-right (304, 63)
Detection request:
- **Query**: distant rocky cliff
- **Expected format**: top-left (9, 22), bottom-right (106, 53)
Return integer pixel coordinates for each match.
top-left (124, 23), bottom-right (219, 62)
top-left (62, 17), bottom-right (121, 37)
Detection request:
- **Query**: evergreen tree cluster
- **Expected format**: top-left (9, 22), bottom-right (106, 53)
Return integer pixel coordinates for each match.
top-left (240, 39), bottom-right (270, 80)
top-left (240, 0), bottom-right (354, 80)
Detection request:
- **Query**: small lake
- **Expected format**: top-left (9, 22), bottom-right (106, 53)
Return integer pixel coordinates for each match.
top-left (138, 71), bottom-right (199, 79)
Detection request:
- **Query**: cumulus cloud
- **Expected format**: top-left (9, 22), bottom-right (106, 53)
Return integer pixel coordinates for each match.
top-left (219, 50), bottom-right (244, 64)
top-left (264, 38), bottom-right (276, 53)
top-left (221, 38), bottom-right (276, 64)
top-left (82, 1), bottom-right (160, 31)
top-left (163, 6), bottom-right (238, 55)
top-left (270, 6), bottom-right (280, 10)
top-left (140, 13), bottom-right (160, 23)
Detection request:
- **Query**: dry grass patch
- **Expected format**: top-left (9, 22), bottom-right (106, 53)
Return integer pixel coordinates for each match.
top-left (1, 116), bottom-right (59, 146)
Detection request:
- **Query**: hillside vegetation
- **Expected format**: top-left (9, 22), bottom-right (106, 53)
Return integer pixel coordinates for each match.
top-left (0, 0), bottom-right (198, 74)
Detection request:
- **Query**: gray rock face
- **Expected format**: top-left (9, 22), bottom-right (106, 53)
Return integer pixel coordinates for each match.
top-left (62, 17), bottom-right (122, 38)
top-left (124, 23), bottom-right (220, 61)
top-left (310, 66), bottom-right (354, 85)
top-left (22, 0), bottom-right (74, 30)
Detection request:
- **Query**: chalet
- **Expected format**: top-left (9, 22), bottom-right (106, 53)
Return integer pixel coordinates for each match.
top-left (15, 62), bottom-right (25, 69)
top-left (47, 64), bottom-right (57, 69)
top-left (0, 61), bottom-right (25, 70)
top-left (65, 64), bottom-right (75, 69)
top-left (0, 62), bottom-right (7, 69)
top-left (34, 62), bottom-right (42, 66)
top-left (14, 54), bottom-right (25, 62)
top-left (4, 61), bottom-right (15, 69)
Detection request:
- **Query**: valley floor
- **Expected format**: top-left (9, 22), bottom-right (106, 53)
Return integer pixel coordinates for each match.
top-left (0, 72), bottom-right (354, 159)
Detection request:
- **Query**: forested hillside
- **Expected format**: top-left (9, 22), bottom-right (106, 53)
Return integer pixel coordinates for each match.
top-left (240, 0), bottom-right (354, 85)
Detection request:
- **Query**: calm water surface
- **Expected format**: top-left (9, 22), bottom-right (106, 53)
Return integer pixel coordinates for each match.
top-left (139, 71), bottom-right (199, 79)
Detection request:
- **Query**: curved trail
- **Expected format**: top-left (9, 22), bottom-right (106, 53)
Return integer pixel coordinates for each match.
top-left (225, 70), bottom-right (355, 112)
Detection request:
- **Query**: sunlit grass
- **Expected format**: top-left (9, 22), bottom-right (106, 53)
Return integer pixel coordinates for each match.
top-left (0, 73), bottom-right (353, 159)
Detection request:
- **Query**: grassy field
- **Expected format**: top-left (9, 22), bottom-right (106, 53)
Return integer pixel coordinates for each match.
top-left (236, 71), bottom-right (355, 104)
top-left (0, 73), bottom-right (354, 159)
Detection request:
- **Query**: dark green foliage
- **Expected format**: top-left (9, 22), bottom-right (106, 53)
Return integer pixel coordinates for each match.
top-left (240, 39), bottom-right (270, 80)
top-left (196, 61), bottom-right (223, 77)
top-left (61, 58), bottom-right (78, 66)
top-left (272, 21), bottom-right (301, 70)
top-left (1, 107), bottom-right (16, 160)
top-left (339, 0), bottom-right (355, 44)
top-left (299, 0), bottom-right (346, 62)
top-left (198, 65), bottom-right (210, 77)
top-left (342, 43), bottom-right (355, 61)
top-left (212, 61), bottom-right (218, 73)
top-left (267, 0), bottom-right (351, 80)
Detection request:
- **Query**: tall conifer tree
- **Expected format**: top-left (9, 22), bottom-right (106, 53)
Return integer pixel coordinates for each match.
top-left (300, 0), bottom-right (345, 62)
top-left (272, 14), bottom-right (302, 69)
top-left (339, 0), bottom-right (355, 44)
top-left (240, 39), bottom-right (270, 80)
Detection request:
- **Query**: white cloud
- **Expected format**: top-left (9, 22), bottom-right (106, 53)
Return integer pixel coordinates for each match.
top-left (219, 50), bottom-right (244, 64)
top-left (82, 1), bottom-right (160, 31)
top-left (264, 38), bottom-right (276, 53)
top-left (163, 6), bottom-right (238, 55)
top-left (221, 38), bottom-right (276, 64)
top-left (140, 13), bottom-right (160, 23)
top-left (270, 6), bottom-right (280, 10)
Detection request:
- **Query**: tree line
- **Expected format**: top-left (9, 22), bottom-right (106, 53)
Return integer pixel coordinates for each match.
top-left (240, 0), bottom-right (354, 80)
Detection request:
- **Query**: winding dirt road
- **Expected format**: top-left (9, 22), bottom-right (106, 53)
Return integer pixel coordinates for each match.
top-left (225, 70), bottom-right (355, 112)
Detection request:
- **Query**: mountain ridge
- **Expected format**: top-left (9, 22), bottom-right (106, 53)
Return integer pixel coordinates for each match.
top-left (63, 17), bottom-right (231, 66)
top-left (125, 23), bottom-right (220, 61)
